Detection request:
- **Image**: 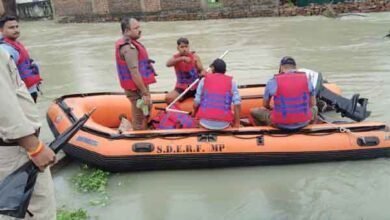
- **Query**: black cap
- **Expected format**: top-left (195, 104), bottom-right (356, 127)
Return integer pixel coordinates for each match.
top-left (280, 56), bottom-right (296, 66)
top-left (210, 58), bottom-right (226, 73)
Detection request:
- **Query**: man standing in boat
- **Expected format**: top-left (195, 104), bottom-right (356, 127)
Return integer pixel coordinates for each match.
top-left (193, 59), bottom-right (241, 130)
top-left (165, 37), bottom-right (205, 103)
top-left (0, 15), bottom-right (43, 103)
top-left (250, 56), bottom-right (317, 130)
top-left (0, 48), bottom-right (56, 219)
top-left (115, 17), bottom-right (157, 130)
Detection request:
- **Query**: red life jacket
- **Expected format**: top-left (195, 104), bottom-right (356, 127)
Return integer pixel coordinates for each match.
top-left (174, 52), bottom-right (199, 90)
top-left (270, 72), bottom-right (312, 125)
top-left (151, 104), bottom-right (196, 129)
top-left (115, 38), bottom-right (156, 91)
top-left (2, 38), bottom-right (42, 89)
top-left (196, 74), bottom-right (233, 122)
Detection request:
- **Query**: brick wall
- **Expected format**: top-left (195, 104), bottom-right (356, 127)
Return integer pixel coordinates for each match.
top-left (221, 0), bottom-right (277, 7)
top-left (141, 0), bottom-right (160, 12)
top-left (107, 0), bottom-right (141, 14)
top-left (54, 0), bottom-right (93, 16)
top-left (0, 0), bottom-right (4, 15)
top-left (52, 0), bottom-right (278, 22)
top-left (221, 0), bottom-right (244, 7)
top-left (1, 0), bottom-right (17, 16)
top-left (92, 0), bottom-right (110, 14)
top-left (51, 0), bottom-right (389, 23)
top-left (160, 0), bottom-right (201, 10)
top-left (204, 0), bottom-right (278, 18)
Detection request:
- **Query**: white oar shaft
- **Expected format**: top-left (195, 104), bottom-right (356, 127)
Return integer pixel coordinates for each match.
top-left (166, 50), bottom-right (230, 113)
top-left (166, 108), bottom-right (190, 114)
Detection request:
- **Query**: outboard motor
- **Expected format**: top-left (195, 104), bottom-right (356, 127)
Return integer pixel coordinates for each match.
top-left (298, 68), bottom-right (371, 122)
top-left (317, 88), bottom-right (370, 122)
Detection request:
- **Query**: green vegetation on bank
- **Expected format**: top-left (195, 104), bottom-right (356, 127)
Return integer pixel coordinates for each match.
top-left (56, 165), bottom-right (110, 219)
top-left (72, 165), bottom-right (110, 193)
top-left (57, 208), bottom-right (88, 220)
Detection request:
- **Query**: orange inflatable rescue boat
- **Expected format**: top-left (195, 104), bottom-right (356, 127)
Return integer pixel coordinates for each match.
top-left (47, 84), bottom-right (390, 172)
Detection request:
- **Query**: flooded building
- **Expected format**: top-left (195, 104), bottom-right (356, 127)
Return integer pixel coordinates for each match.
top-left (0, 0), bottom-right (52, 19)
top-left (16, 0), bottom-right (53, 19)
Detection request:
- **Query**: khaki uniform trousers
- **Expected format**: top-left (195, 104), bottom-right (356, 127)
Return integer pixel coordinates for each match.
top-left (251, 106), bottom-right (318, 126)
top-left (0, 147), bottom-right (56, 220)
top-left (125, 88), bottom-right (150, 130)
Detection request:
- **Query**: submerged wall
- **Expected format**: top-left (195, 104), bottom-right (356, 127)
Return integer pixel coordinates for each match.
top-left (279, 0), bottom-right (390, 16)
top-left (50, 0), bottom-right (390, 23)
top-left (53, 0), bottom-right (278, 22)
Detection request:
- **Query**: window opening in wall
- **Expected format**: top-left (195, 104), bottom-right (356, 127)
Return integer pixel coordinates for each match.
top-left (207, 0), bottom-right (222, 8)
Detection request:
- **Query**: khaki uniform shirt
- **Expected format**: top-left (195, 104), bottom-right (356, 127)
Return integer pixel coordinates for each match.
top-left (119, 40), bottom-right (138, 69)
top-left (0, 49), bottom-right (40, 142)
top-left (0, 49), bottom-right (56, 219)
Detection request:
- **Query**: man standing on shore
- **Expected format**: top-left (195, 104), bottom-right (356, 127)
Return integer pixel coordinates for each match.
top-left (0, 48), bottom-right (56, 219)
top-left (0, 15), bottom-right (42, 103)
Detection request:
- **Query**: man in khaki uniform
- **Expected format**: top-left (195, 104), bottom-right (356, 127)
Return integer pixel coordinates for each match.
top-left (114, 17), bottom-right (157, 130)
top-left (0, 48), bottom-right (56, 219)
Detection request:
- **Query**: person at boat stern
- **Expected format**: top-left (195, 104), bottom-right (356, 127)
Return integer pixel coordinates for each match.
top-left (193, 59), bottom-right (241, 130)
top-left (165, 37), bottom-right (205, 103)
top-left (250, 56), bottom-right (317, 131)
top-left (115, 17), bottom-right (157, 130)
top-left (0, 15), bottom-right (43, 103)
top-left (0, 48), bottom-right (56, 219)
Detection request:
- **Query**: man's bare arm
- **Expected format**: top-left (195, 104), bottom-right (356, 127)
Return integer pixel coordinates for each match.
top-left (166, 56), bottom-right (186, 67)
top-left (233, 104), bottom-right (241, 128)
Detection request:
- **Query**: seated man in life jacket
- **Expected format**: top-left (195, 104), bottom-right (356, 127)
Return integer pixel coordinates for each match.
top-left (250, 56), bottom-right (317, 131)
top-left (193, 59), bottom-right (241, 130)
top-left (165, 37), bottom-right (205, 103)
